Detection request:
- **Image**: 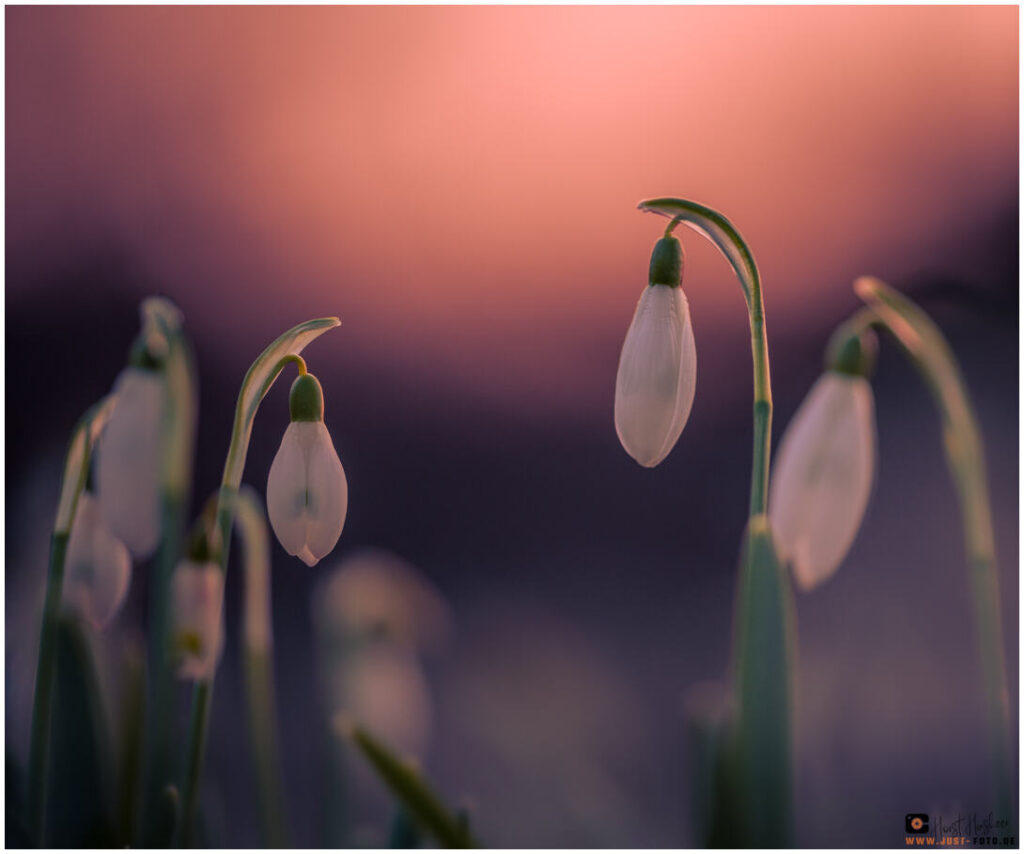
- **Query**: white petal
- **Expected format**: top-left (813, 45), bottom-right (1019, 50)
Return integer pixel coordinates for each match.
top-left (769, 373), bottom-right (875, 590)
top-left (171, 561), bottom-right (224, 680)
top-left (614, 285), bottom-right (697, 467)
top-left (266, 422), bottom-right (312, 558)
top-left (267, 422), bottom-right (347, 566)
top-left (96, 368), bottom-right (165, 558)
top-left (63, 493), bottom-right (132, 629)
top-left (302, 423), bottom-right (348, 564)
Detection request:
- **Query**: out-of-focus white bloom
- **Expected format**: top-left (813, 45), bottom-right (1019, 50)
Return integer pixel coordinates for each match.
top-left (312, 549), bottom-right (452, 654)
top-left (314, 551), bottom-right (450, 766)
top-left (769, 371), bottom-right (876, 590)
top-left (171, 560), bottom-right (224, 680)
top-left (614, 284), bottom-right (697, 468)
top-left (267, 374), bottom-right (347, 567)
top-left (62, 492), bottom-right (131, 630)
top-left (328, 645), bottom-right (432, 759)
top-left (96, 367), bottom-right (165, 558)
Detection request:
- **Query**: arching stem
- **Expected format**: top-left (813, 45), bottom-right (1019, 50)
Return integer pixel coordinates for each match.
top-left (638, 198), bottom-right (790, 845)
top-left (176, 320), bottom-right (338, 846)
top-left (27, 396), bottom-right (117, 843)
top-left (854, 276), bottom-right (1014, 829)
top-left (644, 199), bottom-right (773, 517)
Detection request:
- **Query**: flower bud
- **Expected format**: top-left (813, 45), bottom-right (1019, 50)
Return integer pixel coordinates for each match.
top-left (267, 373), bottom-right (348, 567)
top-left (96, 367), bottom-right (165, 558)
top-left (614, 240), bottom-right (697, 467)
top-left (171, 560), bottom-right (224, 680)
top-left (769, 371), bottom-right (876, 590)
top-left (825, 323), bottom-right (878, 378)
top-left (62, 492), bottom-right (132, 630)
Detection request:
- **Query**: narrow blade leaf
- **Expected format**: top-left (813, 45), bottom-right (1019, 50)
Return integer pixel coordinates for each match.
top-left (732, 515), bottom-right (795, 847)
top-left (340, 721), bottom-right (480, 848)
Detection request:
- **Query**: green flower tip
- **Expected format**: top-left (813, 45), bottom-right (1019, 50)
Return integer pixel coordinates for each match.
top-left (649, 236), bottom-right (683, 287)
top-left (826, 322), bottom-right (878, 378)
top-left (128, 336), bottom-right (165, 371)
top-left (186, 526), bottom-right (214, 563)
top-left (290, 372), bottom-right (325, 422)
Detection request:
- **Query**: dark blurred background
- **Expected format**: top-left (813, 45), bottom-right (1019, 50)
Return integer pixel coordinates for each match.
top-left (5, 6), bottom-right (1018, 847)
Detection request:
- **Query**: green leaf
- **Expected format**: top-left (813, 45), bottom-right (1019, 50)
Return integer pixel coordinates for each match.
top-left (6, 752), bottom-right (32, 847)
top-left (222, 317), bottom-right (340, 489)
top-left (684, 682), bottom-right (740, 847)
top-left (53, 397), bottom-right (117, 534)
top-left (47, 616), bottom-right (117, 847)
top-left (340, 721), bottom-right (480, 848)
top-left (731, 516), bottom-right (795, 847)
top-left (116, 635), bottom-right (146, 846)
top-left (389, 807), bottom-right (423, 848)
top-left (152, 785), bottom-right (180, 848)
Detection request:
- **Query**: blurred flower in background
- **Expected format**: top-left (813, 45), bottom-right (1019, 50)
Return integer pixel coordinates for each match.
top-left (312, 548), bottom-right (451, 839)
top-left (61, 492), bottom-right (132, 630)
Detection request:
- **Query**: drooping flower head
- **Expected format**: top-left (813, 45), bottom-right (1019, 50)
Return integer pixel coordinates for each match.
top-left (267, 372), bottom-right (348, 567)
top-left (614, 235), bottom-right (697, 468)
top-left (171, 555), bottom-right (225, 681)
top-left (769, 326), bottom-right (878, 590)
top-left (96, 353), bottom-right (166, 559)
top-left (62, 491), bottom-right (132, 630)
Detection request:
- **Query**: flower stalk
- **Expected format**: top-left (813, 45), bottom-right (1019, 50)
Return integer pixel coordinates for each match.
top-left (636, 198), bottom-right (792, 845)
top-left (27, 395), bottom-right (118, 843)
top-left (638, 198), bottom-right (773, 516)
top-left (133, 298), bottom-right (200, 845)
top-left (176, 318), bottom-right (340, 846)
top-left (235, 486), bottom-right (289, 847)
top-left (853, 276), bottom-right (1014, 827)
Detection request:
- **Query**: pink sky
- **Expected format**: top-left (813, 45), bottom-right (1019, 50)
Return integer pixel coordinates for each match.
top-left (7, 6), bottom-right (1018, 412)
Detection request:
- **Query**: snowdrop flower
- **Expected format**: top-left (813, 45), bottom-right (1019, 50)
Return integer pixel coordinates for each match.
top-left (312, 549), bottom-right (452, 654)
top-left (267, 372), bottom-right (347, 567)
top-left (614, 235), bottom-right (697, 468)
top-left (171, 559), bottom-right (225, 680)
top-left (769, 329), bottom-right (877, 590)
top-left (96, 365), bottom-right (165, 558)
top-left (62, 492), bottom-right (132, 630)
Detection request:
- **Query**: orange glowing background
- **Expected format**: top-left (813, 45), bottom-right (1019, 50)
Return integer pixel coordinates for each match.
top-left (6, 5), bottom-right (1017, 412)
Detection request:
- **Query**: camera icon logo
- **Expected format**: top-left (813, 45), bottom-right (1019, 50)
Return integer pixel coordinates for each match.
top-left (905, 814), bottom-right (929, 834)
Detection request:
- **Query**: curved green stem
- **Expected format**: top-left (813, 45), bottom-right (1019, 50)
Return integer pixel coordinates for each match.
top-left (235, 486), bottom-right (289, 847)
top-left (28, 396), bottom-right (117, 843)
top-left (177, 318), bottom-right (339, 846)
top-left (140, 299), bottom-right (199, 845)
top-left (854, 276), bottom-right (1014, 826)
top-left (638, 198), bottom-right (790, 845)
top-left (639, 198), bottom-right (772, 516)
